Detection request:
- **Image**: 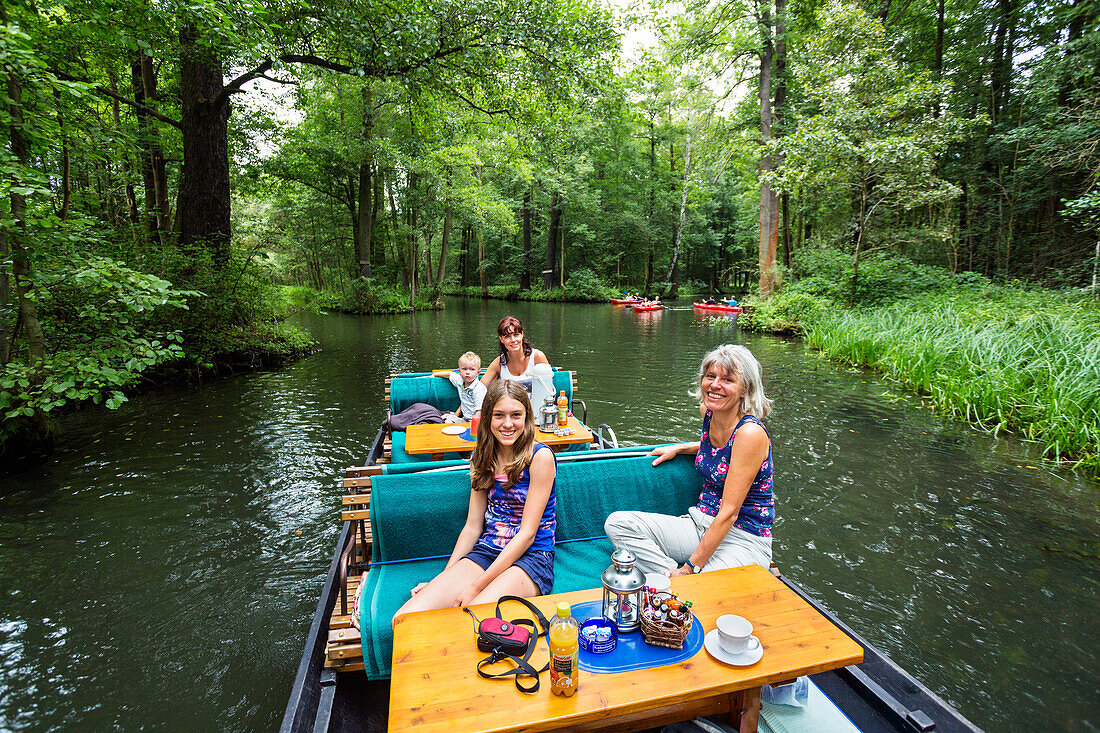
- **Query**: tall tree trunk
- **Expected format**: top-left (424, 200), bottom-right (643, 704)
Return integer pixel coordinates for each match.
top-left (757, 1), bottom-right (781, 298)
top-left (521, 189), bottom-right (532, 290)
top-left (357, 163), bottom-right (373, 277)
top-left (7, 71), bottom-right (45, 364)
top-left (131, 58), bottom-right (157, 241)
top-left (666, 132), bottom-right (691, 299)
top-left (559, 215), bottom-right (566, 288)
top-left (477, 227), bottom-right (487, 297)
top-left (851, 173), bottom-right (869, 300)
top-left (178, 25), bottom-right (231, 263)
top-left (934, 0), bottom-right (945, 116)
top-left (358, 85), bottom-right (375, 278)
top-left (436, 206), bottom-right (452, 283)
top-left (775, 0), bottom-right (789, 271)
top-left (425, 235), bottom-right (435, 286)
top-left (774, 0), bottom-right (787, 121)
top-left (990, 0), bottom-right (1012, 123)
top-left (140, 53), bottom-right (170, 237)
top-left (387, 174), bottom-right (406, 285)
top-left (544, 192), bottom-right (561, 290)
top-left (108, 70), bottom-right (140, 227)
top-left (1059, 0), bottom-right (1087, 105)
top-left (781, 192), bottom-right (791, 268)
top-left (461, 225), bottom-right (471, 287)
top-left (406, 173), bottom-right (419, 306)
top-left (372, 172), bottom-right (384, 267)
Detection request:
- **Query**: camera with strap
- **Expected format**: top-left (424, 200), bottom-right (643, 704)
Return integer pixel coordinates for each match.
top-left (463, 595), bottom-right (551, 693)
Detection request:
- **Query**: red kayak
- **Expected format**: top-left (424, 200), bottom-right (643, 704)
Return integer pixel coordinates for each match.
top-left (609, 298), bottom-right (642, 305)
top-left (633, 303), bottom-right (664, 312)
top-left (693, 302), bottom-right (743, 313)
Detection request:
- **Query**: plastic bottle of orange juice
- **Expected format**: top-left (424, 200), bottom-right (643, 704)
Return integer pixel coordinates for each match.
top-left (549, 602), bottom-right (579, 696)
top-left (556, 390), bottom-right (568, 428)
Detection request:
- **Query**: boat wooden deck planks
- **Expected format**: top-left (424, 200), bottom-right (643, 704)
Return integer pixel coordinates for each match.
top-left (323, 470), bottom-right (375, 671)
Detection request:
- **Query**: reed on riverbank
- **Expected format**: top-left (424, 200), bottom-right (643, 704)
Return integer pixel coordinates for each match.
top-left (744, 279), bottom-right (1100, 472)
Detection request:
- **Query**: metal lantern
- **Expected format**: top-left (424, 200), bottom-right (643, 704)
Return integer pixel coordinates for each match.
top-left (539, 396), bottom-right (558, 431)
top-left (601, 548), bottom-right (646, 633)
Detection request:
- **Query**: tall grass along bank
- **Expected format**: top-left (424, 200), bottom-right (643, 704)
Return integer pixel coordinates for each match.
top-left (744, 284), bottom-right (1100, 473)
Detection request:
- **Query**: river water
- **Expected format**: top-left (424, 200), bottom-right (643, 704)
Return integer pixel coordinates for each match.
top-left (1, 299), bottom-right (1097, 732)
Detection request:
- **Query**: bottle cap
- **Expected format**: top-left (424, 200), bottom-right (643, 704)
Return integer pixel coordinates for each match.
top-left (556, 602), bottom-right (571, 617)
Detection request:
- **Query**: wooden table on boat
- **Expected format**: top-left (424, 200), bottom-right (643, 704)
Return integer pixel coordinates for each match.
top-left (388, 565), bottom-right (864, 733)
top-left (404, 416), bottom-right (593, 460)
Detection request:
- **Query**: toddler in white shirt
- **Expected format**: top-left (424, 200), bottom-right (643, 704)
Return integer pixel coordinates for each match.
top-left (433, 351), bottom-right (487, 423)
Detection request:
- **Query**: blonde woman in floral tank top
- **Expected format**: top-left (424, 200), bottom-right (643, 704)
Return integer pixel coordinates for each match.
top-left (605, 344), bottom-right (774, 576)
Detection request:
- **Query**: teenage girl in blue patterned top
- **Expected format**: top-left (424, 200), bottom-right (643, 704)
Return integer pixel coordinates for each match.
top-left (605, 344), bottom-right (774, 576)
top-left (394, 380), bottom-right (557, 619)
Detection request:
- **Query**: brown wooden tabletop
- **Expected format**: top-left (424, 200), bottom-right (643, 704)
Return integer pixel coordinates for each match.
top-left (405, 416), bottom-right (593, 459)
top-left (388, 565), bottom-right (864, 733)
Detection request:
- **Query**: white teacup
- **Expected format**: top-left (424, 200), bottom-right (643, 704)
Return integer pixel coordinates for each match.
top-left (645, 573), bottom-right (672, 593)
top-left (716, 614), bottom-right (761, 656)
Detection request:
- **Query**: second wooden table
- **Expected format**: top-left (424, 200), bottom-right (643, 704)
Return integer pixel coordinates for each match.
top-left (404, 416), bottom-right (593, 460)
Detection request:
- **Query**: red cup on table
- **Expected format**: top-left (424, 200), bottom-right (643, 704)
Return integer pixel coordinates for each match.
top-left (470, 413), bottom-right (480, 436)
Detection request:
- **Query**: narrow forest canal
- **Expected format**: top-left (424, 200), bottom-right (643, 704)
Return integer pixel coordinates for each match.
top-left (1, 299), bottom-right (1097, 732)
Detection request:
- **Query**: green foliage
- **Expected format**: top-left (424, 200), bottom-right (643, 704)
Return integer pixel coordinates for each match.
top-left (768, 0), bottom-right (981, 257)
top-left (790, 249), bottom-right (956, 305)
top-left (339, 279), bottom-right (439, 314)
top-left (441, 284), bottom-right (573, 301)
top-left (281, 286), bottom-right (341, 310)
top-left (738, 290), bottom-right (832, 334)
top-left (680, 278), bottom-right (709, 295)
top-left (562, 268), bottom-right (611, 301)
top-left (0, 254), bottom-right (201, 447)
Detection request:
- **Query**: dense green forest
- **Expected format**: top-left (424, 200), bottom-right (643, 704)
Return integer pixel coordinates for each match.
top-left (2, 0), bottom-right (1098, 462)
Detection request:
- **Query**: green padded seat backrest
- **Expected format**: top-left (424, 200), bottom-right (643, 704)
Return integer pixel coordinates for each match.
top-left (369, 453), bottom-right (703, 562)
top-left (387, 368), bottom-right (575, 417)
top-left (370, 468), bottom-right (471, 561)
top-left (388, 375), bottom-right (463, 416)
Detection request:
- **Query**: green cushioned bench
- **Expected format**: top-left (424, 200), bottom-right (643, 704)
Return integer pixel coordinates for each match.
top-left (383, 368), bottom-right (584, 464)
top-left (355, 451), bottom-right (704, 679)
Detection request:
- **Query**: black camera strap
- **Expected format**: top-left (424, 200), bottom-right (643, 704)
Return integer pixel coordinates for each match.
top-left (464, 596), bottom-right (551, 693)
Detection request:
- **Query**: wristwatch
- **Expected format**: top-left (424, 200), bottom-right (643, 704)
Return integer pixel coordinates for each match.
top-left (685, 559), bottom-right (702, 574)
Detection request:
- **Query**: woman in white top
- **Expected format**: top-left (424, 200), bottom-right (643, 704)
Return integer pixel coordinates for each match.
top-left (480, 316), bottom-right (550, 399)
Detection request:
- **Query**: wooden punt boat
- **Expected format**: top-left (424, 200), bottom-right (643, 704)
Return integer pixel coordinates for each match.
top-left (693, 302), bottom-right (743, 314)
top-left (280, 441), bottom-right (981, 733)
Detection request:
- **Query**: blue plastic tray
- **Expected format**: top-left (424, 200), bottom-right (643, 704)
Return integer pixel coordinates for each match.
top-left (571, 600), bottom-right (704, 674)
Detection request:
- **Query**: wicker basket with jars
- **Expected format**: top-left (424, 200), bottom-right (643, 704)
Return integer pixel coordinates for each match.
top-left (640, 590), bottom-right (693, 649)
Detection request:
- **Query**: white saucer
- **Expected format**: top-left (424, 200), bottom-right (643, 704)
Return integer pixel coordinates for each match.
top-left (441, 425), bottom-right (466, 435)
top-left (703, 630), bottom-right (763, 666)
